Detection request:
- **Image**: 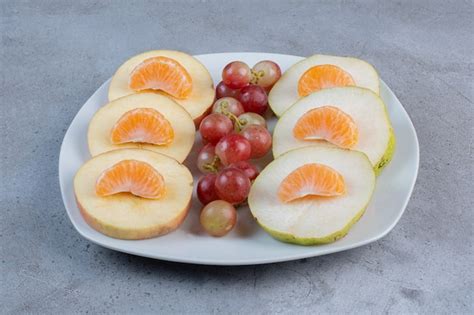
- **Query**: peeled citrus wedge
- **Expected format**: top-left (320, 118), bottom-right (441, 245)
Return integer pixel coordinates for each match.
top-left (297, 65), bottom-right (355, 97)
top-left (278, 163), bottom-right (345, 203)
top-left (248, 145), bottom-right (375, 245)
top-left (269, 54), bottom-right (380, 116)
top-left (95, 159), bottom-right (165, 199)
top-left (293, 106), bottom-right (359, 149)
top-left (109, 50), bottom-right (215, 124)
top-left (88, 93), bottom-right (195, 162)
top-left (129, 56), bottom-right (193, 99)
top-left (110, 108), bottom-right (174, 145)
top-left (273, 87), bottom-right (395, 174)
top-left (74, 149), bottom-right (193, 240)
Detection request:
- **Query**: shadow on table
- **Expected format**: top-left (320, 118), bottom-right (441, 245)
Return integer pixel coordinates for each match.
top-left (96, 241), bottom-right (372, 278)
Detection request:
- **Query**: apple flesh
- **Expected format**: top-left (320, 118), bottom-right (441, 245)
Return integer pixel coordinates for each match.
top-left (88, 93), bottom-right (196, 163)
top-left (108, 50), bottom-right (216, 124)
top-left (74, 149), bottom-right (193, 240)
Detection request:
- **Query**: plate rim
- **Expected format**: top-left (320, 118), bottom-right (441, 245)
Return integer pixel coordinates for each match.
top-left (59, 52), bottom-right (419, 265)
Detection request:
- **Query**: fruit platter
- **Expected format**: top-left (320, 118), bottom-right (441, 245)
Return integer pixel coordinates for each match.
top-left (59, 52), bottom-right (419, 265)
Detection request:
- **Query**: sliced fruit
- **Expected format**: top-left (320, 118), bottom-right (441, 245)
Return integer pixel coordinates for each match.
top-left (297, 65), bottom-right (355, 97)
top-left (74, 149), bottom-right (193, 240)
top-left (277, 163), bottom-right (345, 202)
top-left (129, 56), bottom-right (192, 99)
top-left (96, 159), bottom-right (165, 199)
top-left (109, 50), bottom-right (215, 123)
top-left (269, 54), bottom-right (380, 116)
top-left (88, 93), bottom-right (195, 162)
top-left (248, 145), bottom-right (375, 245)
top-left (293, 106), bottom-right (358, 149)
top-left (273, 87), bottom-right (395, 174)
top-left (110, 108), bottom-right (174, 145)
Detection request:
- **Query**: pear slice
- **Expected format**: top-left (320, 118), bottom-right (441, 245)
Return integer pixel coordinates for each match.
top-left (74, 149), bottom-right (193, 240)
top-left (273, 87), bottom-right (395, 174)
top-left (88, 93), bottom-right (195, 163)
top-left (108, 50), bottom-right (215, 124)
top-left (248, 145), bottom-right (375, 245)
top-left (269, 54), bottom-right (380, 116)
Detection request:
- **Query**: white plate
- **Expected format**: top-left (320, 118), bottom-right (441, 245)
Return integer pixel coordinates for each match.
top-left (59, 52), bottom-right (419, 265)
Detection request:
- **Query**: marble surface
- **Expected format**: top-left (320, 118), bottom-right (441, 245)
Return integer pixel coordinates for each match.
top-left (1, 0), bottom-right (472, 313)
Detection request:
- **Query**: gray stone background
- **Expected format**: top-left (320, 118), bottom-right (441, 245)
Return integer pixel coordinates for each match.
top-left (1, 0), bottom-right (473, 313)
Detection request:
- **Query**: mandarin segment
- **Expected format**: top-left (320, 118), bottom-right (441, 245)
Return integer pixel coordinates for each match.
top-left (277, 163), bottom-right (345, 203)
top-left (129, 56), bottom-right (193, 99)
top-left (110, 108), bottom-right (174, 145)
top-left (293, 106), bottom-right (359, 149)
top-left (95, 159), bottom-right (165, 199)
top-left (297, 64), bottom-right (355, 97)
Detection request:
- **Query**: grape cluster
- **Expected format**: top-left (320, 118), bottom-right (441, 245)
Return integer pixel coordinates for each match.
top-left (197, 60), bottom-right (282, 237)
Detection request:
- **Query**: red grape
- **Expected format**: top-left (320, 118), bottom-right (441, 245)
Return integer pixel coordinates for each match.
top-left (200, 200), bottom-right (237, 236)
top-left (215, 167), bottom-right (251, 204)
top-left (229, 161), bottom-right (260, 180)
top-left (216, 81), bottom-right (240, 99)
top-left (240, 125), bottom-right (272, 159)
top-left (212, 97), bottom-right (245, 117)
top-left (251, 60), bottom-right (282, 89)
top-left (197, 144), bottom-right (221, 174)
top-left (215, 134), bottom-right (251, 165)
top-left (222, 61), bottom-right (251, 89)
top-left (238, 85), bottom-right (268, 115)
top-left (197, 174), bottom-right (219, 205)
top-left (238, 112), bottom-right (267, 129)
top-left (199, 113), bottom-right (233, 145)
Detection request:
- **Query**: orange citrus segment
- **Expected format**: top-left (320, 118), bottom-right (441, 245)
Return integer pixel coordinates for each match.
top-left (278, 163), bottom-right (345, 203)
top-left (96, 160), bottom-right (165, 199)
top-left (129, 56), bottom-right (193, 99)
top-left (110, 108), bottom-right (174, 145)
top-left (293, 106), bottom-right (358, 149)
top-left (297, 65), bottom-right (355, 97)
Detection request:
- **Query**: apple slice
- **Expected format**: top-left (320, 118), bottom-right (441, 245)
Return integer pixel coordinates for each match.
top-left (88, 93), bottom-right (195, 163)
top-left (108, 50), bottom-right (215, 124)
top-left (74, 149), bottom-right (193, 240)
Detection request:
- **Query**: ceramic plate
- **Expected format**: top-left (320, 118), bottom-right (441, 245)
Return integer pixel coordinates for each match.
top-left (59, 53), bottom-right (419, 265)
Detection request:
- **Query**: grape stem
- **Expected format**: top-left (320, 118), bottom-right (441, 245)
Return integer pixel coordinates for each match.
top-left (250, 69), bottom-right (264, 85)
top-left (219, 101), bottom-right (246, 131)
top-left (202, 155), bottom-right (221, 173)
